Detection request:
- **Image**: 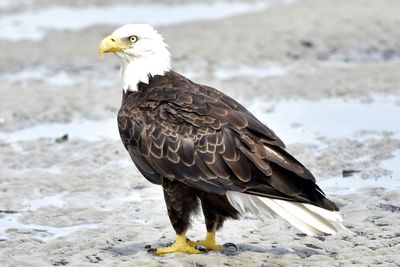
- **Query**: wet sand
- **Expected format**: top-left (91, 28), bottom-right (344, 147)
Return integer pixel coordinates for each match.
top-left (1, 0), bottom-right (400, 266)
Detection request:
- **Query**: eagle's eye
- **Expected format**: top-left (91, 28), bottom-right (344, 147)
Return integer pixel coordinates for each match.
top-left (129, 35), bottom-right (138, 43)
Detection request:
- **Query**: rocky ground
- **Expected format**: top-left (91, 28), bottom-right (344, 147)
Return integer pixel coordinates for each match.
top-left (1, 0), bottom-right (400, 266)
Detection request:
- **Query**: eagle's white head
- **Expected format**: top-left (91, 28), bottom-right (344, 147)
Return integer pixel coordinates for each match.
top-left (99, 24), bottom-right (171, 91)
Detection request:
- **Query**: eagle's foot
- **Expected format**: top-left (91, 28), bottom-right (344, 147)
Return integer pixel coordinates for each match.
top-left (147, 234), bottom-right (201, 255)
top-left (187, 232), bottom-right (222, 251)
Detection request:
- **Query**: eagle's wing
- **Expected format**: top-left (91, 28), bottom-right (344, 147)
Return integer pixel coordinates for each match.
top-left (119, 84), bottom-right (336, 211)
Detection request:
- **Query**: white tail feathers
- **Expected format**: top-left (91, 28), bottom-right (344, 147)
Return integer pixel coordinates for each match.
top-left (226, 191), bottom-right (345, 236)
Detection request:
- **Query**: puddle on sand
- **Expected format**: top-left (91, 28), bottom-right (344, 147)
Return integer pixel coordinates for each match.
top-left (0, 190), bottom-right (158, 241)
top-left (320, 175), bottom-right (399, 195)
top-left (183, 64), bottom-right (289, 80)
top-left (0, 67), bottom-right (115, 87)
top-left (22, 194), bottom-right (65, 211)
top-left (0, 118), bottom-right (119, 143)
top-left (0, 2), bottom-right (269, 41)
top-left (0, 213), bottom-right (99, 242)
top-left (319, 151), bottom-right (400, 194)
top-left (248, 96), bottom-right (400, 144)
top-left (215, 65), bottom-right (288, 80)
top-left (0, 194), bottom-right (97, 241)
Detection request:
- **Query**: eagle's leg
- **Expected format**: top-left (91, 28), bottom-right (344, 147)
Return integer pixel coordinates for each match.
top-left (187, 204), bottom-right (224, 251)
top-left (188, 193), bottom-right (239, 251)
top-left (153, 180), bottom-right (201, 255)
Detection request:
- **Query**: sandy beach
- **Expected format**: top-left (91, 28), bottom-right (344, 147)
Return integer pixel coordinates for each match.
top-left (1, 0), bottom-right (400, 266)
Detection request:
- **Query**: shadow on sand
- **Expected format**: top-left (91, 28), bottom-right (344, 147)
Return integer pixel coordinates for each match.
top-left (105, 242), bottom-right (324, 258)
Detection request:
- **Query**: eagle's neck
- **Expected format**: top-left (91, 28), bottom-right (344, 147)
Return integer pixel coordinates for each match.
top-left (120, 52), bottom-right (171, 92)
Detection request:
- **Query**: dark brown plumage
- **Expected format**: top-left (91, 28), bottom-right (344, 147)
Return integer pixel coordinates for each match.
top-left (118, 70), bottom-right (339, 239)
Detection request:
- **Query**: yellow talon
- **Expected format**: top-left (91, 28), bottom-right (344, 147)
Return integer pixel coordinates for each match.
top-left (187, 232), bottom-right (222, 251)
top-left (153, 234), bottom-right (200, 255)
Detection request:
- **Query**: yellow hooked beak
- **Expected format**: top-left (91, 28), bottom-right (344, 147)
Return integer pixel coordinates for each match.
top-left (98, 35), bottom-right (129, 57)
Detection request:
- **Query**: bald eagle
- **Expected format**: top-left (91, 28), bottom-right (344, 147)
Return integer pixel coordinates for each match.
top-left (99, 24), bottom-right (344, 255)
